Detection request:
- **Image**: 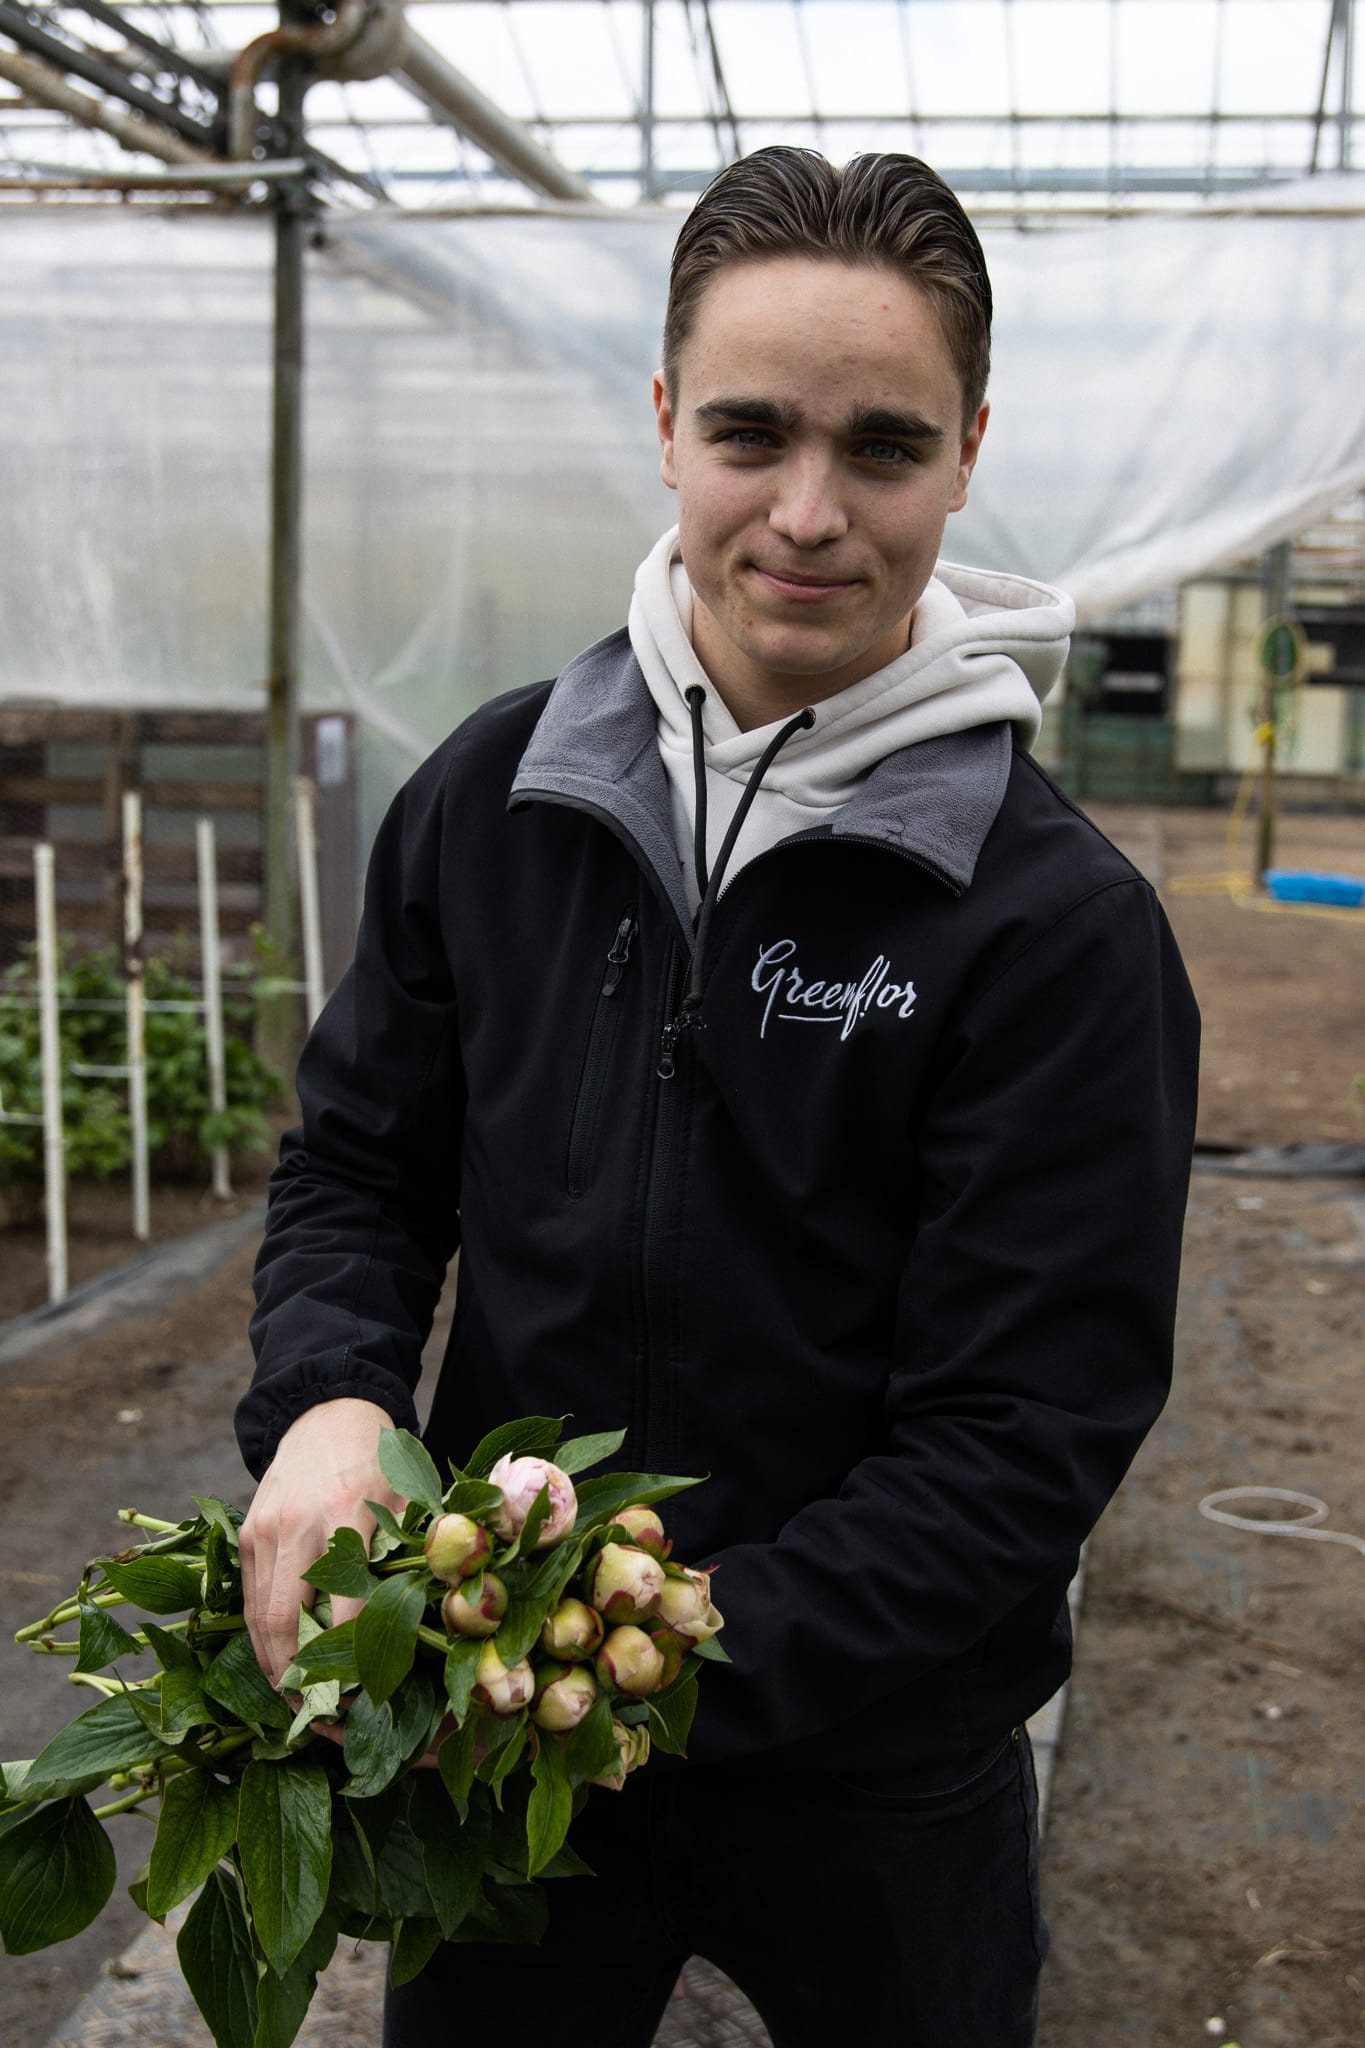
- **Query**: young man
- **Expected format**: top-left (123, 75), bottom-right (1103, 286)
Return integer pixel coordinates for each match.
top-left (239, 149), bottom-right (1199, 2046)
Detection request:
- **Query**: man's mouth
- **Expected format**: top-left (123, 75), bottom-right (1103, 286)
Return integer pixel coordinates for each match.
top-left (752, 564), bottom-right (859, 602)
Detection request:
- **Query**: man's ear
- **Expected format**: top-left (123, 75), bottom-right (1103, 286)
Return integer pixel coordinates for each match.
top-left (653, 371), bottom-right (679, 492)
top-left (950, 400), bottom-right (989, 514)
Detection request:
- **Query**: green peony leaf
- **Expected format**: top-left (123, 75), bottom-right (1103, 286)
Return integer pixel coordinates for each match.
top-left (97, 1553), bottom-right (205, 1615)
top-left (343, 1671), bottom-right (436, 1801)
top-left (690, 1633), bottom-right (731, 1663)
top-left (201, 1631), bottom-right (292, 1734)
top-left (194, 1496), bottom-right (245, 1544)
top-left (571, 1471), bottom-right (705, 1528)
top-left (464, 1415), bottom-right (564, 1481)
top-left (177, 1865), bottom-right (259, 2048)
top-left (288, 1620), bottom-right (358, 1688)
top-left (353, 1571), bottom-right (426, 1708)
top-left (75, 1596), bottom-right (142, 1673)
top-left (0, 1797), bottom-right (115, 1954)
top-left (526, 1732), bottom-right (573, 1877)
top-left (442, 1636), bottom-right (483, 1726)
top-left (409, 1772), bottom-right (490, 1938)
top-left (488, 1592), bottom-right (554, 1670)
top-left (146, 1769), bottom-right (239, 1917)
top-left (435, 1715), bottom-right (479, 1821)
top-left (158, 1666), bottom-right (218, 1744)
top-left (563, 1692), bottom-right (620, 1788)
top-left (301, 1527), bottom-right (379, 1602)
top-left (440, 1478), bottom-right (504, 1517)
top-left (140, 1621), bottom-right (199, 1671)
top-left (237, 1761), bottom-right (332, 1976)
top-left (376, 1430), bottom-right (445, 1517)
top-left (253, 1906), bottom-right (337, 2048)
top-left (553, 1428), bottom-right (627, 1475)
top-left (389, 1916), bottom-right (443, 1988)
top-left (24, 1691), bottom-right (173, 1801)
top-left (646, 1669), bottom-right (699, 1757)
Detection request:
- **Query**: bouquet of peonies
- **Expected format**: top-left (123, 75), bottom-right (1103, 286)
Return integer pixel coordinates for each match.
top-left (0, 1415), bottom-right (724, 2048)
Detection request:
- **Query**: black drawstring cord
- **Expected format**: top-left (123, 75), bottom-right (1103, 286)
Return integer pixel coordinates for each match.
top-left (685, 684), bottom-right (709, 907)
top-left (658, 702), bottom-right (816, 1078)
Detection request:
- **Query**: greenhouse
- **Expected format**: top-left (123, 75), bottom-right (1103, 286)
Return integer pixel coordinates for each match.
top-left (1, 6), bottom-right (1363, 2047)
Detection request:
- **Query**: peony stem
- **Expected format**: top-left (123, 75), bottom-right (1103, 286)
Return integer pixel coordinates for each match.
top-left (417, 1624), bottom-right (450, 1653)
top-left (16, 1588), bottom-right (128, 1642)
top-left (117, 1511), bottom-right (181, 1534)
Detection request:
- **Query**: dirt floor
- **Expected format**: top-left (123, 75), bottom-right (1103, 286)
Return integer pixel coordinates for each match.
top-left (0, 801), bottom-right (1362, 2048)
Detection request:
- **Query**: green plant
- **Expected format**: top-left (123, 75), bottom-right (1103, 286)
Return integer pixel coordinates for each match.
top-left (0, 1419), bottom-right (721, 2048)
top-left (0, 946), bottom-right (282, 1216)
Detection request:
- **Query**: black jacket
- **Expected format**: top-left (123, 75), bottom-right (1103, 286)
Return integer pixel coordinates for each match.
top-left (239, 629), bottom-right (1200, 1780)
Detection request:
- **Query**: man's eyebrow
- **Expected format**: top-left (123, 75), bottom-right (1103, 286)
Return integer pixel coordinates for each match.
top-left (847, 406), bottom-right (945, 446)
top-left (691, 397), bottom-right (946, 446)
top-left (693, 397), bottom-right (801, 432)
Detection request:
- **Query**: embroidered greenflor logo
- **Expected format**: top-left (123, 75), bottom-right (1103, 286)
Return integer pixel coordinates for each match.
top-left (751, 940), bottom-right (918, 1042)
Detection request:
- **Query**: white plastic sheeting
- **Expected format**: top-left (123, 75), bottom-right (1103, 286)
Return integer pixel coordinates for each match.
top-left (1, 185), bottom-right (1362, 843)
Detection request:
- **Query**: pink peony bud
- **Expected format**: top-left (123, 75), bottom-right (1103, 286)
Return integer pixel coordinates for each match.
top-left (488, 1455), bottom-right (578, 1548)
top-left (613, 1506), bottom-right (672, 1561)
top-left (586, 1543), bottom-right (665, 1625)
top-left (471, 1641), bottom-right (535, 1715)
top-left (656, 1568), bottom-right (724, 1646)
top-left (425, 1513), bottom-right (493, 1585)
top-left (441, 1571), bottom-right (508, 1638)
top-left (590, 1716), bottom-right (652, 1791)
top-left (596, 1624), bottom-right (666, 1698)
top-left (532, 1662), bottom-right (598, 1732)
top-left (540, 1596), bottom-right (604, 1663)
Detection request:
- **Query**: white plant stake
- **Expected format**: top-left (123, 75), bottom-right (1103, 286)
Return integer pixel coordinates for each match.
top-left (196, 817), bottom-right (232, 1200)
top-left (34, 843), bottom-right (67, 1303)
top-left (123, 791), bottom-right (150, 1242)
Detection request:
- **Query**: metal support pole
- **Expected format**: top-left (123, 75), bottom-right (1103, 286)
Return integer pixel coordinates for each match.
top-left (261, 51), bottom-right (310, 1079)
top-left (1341, 0), bottom-right (1356, 169)
top-left (34, 845), bottom-right (67, 1306)
top-left (293, 777), bottom-right (326, 1030)
top-left (1256, 543), bottom-right (1293, 889)
top-left (641, 0), bottom-right (658, 200)
top-left (196, 818), bottom-right (232, 1201)
top-left (123, 791), bottom-right (150, 1242)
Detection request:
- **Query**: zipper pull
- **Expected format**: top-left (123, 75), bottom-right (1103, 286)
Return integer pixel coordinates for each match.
top-left (657, 997), bottom-right (698, 1081)
top-left (601, 916), bottom-right (636, 996)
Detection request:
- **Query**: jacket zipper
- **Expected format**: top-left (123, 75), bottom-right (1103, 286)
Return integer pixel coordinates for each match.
top-left (655, 831), bottom-right (960, 1076)
top-left (566, 913), bottom-right (636, 1197)
top-left (636, 946), bottom-right (684, 1467)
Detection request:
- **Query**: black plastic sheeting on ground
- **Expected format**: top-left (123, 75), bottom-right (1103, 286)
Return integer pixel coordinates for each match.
top-left (1193, 1141), bottom-right (1365, 1179)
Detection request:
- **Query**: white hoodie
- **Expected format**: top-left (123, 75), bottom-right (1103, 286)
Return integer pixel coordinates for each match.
top-left (628, 525), bottom-right (1075, 915)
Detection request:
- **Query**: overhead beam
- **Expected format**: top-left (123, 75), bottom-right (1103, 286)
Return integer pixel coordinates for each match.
top-left (0, 0), bottom-right (218, 145)
top-left (0, 41), bottom-right (222, 164)
top-left (396, 27), bottom-right (597, 202)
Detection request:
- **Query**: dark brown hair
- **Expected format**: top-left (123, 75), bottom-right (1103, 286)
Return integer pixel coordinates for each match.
top-left (663, 147), bottom-right (993, 423)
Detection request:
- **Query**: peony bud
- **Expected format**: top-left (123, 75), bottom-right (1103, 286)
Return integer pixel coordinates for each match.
top-left (425, 1513), bottom-right (493, 1585)
top-left (441, 1571), bottom-right (508, 1638)
top-left (532, 1662), bottom-right (598, 1732)
top-left (471, 1640), bottom-right (535, 1715)
top-left (488, 1455), bottom-right (578, 1548)
top-left (540, 1596), bottom-right (604, 1663)
top-left (656, 1568), bottom-right (724, 1646)
top-left (613, 1506), bottom-right (672, 1561)
top-left (586, 1543), bottom-right (665, 1625)
top-left (596, 1624), bottom-right (666, 1698)
top-left (590, 1716), bottom-right (652, 1791)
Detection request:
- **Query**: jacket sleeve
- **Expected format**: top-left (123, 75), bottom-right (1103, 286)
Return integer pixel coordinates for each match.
top-left (235, 752), bottom-right (465, 1479)
top-left (687, 876), bottom-right (1200, 1766)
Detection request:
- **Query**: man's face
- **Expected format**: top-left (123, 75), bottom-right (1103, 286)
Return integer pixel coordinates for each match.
top-left (654, 255), bottom-right (987, 723)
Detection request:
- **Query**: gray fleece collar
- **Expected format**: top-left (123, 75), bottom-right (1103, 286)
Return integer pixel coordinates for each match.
top-left (509, 627), bottom-right (1013, 929)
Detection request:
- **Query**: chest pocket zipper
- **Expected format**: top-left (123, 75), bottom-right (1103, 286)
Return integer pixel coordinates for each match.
top-left (566, 913), bottom-right (637, 1197)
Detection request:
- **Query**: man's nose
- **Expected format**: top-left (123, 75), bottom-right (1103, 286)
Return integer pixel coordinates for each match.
top-left (768, 452), bottom-right (849, 548)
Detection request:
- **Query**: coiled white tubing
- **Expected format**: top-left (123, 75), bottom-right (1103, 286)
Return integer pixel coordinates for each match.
top-left (1198, 1486), bottom-right (1365, 1558)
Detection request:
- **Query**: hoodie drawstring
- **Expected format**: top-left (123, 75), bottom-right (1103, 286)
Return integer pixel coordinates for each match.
top-left (658, 699), bottom-right (816, 1079)
top-left (685, 685), bottom-right (710, 904)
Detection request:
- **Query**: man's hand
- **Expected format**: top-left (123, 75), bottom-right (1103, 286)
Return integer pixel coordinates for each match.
top-left (239, 1397), bottom-right (406, 1687)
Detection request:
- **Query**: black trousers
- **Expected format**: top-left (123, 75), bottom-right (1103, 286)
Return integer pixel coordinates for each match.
top-left (384, 1727), bottom-right (1047, 2048)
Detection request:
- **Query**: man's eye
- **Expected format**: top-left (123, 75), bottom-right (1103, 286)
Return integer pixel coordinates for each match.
top-left (720, 427), bottom-right (776, 450)
top-left (858, 439), bottom-right (914, 466)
